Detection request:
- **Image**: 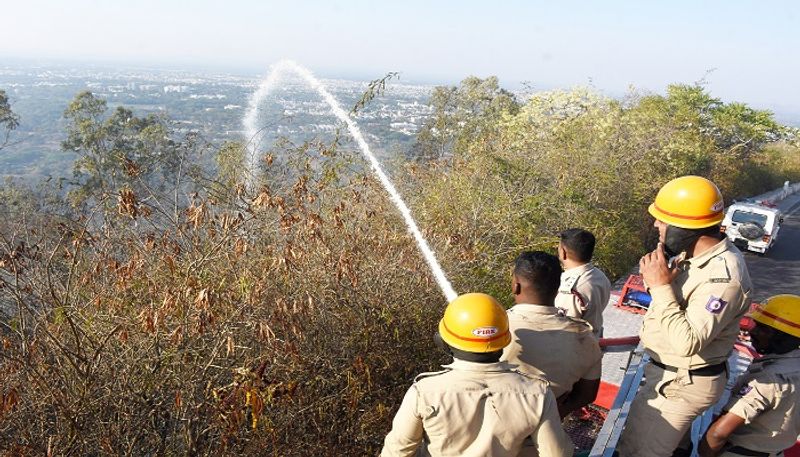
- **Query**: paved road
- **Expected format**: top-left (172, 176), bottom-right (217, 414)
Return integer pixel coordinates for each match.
top-left (740, 193), bottom-right (800, 302)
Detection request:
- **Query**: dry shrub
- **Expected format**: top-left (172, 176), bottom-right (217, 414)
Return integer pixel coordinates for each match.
top-left (0, 143), bottom-right (448, 455)
top-left (3, 81), bottom-right (799, 456)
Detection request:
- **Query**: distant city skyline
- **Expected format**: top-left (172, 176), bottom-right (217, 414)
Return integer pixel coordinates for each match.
top-left (2, 1), bottom-right (800, 117)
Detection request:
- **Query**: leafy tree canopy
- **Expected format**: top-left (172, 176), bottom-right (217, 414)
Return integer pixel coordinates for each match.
top-left (0, 89), bottom-right (20, 150)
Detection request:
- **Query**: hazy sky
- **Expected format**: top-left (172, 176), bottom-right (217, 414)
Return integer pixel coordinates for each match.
top-left (2, 0), bottom-right (799, 115)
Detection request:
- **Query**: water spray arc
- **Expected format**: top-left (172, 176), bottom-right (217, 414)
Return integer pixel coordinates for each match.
top-left (243, 60), bottom-right (458, 302)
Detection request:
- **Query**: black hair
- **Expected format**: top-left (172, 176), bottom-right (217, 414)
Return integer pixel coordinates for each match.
top-left (433, 332), bottom-right (503, 363)
top-left (513, 251), bottom-right (561, 300)
top-left (559, 228), bottom-right (596, 262)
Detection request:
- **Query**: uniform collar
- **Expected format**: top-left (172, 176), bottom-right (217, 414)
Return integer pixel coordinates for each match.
top-left (753, 348), bottom-right (800, 369)
top-left (508, 304), bottom-right (558, 315)
top-left (685, 238), bottom-right (731, 269)
top-left (563, 262), bottom-right (593, 275)
top-left (444, 358), bottom-right (516, 373)
top-left (749, 349), bottom-right (800, 373)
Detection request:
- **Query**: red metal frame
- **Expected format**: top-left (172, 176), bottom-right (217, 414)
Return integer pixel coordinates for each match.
top-left (591, 336), bottom-right (642, 415)
top-left (599, 336), bottom-right (640, 349)
top-left (616, 274), bottom-right (649, 314)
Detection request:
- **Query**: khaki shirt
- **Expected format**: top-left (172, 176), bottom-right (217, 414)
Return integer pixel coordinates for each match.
top-left (380, 359), bottom-right (573, 457)
top-left (555, 262), bottom-right (611, 337)
top-left (501, 304), bottom-right (602, 398)
top-left (640, 238), bottom-right (752, 369)
top-left (724, 349), bottom-right (800, 453)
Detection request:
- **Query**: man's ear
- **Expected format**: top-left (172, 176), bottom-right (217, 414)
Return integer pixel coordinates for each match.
top-left (513, 280), bottom-right (522, 296)
top-left (558, 244), bottom-right (567, 261)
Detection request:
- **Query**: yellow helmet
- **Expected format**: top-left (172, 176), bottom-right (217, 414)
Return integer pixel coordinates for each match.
top-left (648, 176), bottom-right (724, 229)
top-left (438, 293), bottom-right (511, 353)
top-left (752, 294), bottom-right (800, 338)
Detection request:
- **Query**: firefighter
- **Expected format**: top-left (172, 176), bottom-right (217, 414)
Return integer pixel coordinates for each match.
top-left (555, 228), bottom-right (612, 338)
top-left (381, 293), bottom-right (573, 457)
top-left (699, 294), bottom-right (800, 457)
top-left (617, 176), bottom-right (753, 457)
top-left (501, 251), bottom-right (603, 418)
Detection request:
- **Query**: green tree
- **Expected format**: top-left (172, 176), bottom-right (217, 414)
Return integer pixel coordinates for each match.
top-left (412, 76), bottom-right (519, 161)
top-left (214, 141), bottom-right (247, 189)
top-left (407, 83), bottom-right (799, 298)
top-left (61, 91), bottom-right (180, 206)
top-left (0, 89), bottom-right (20, 150)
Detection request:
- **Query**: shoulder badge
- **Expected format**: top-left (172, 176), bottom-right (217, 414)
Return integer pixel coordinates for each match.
top-left (705, 296), bottom-right (728, 314)
top-left (737, 383), bottom-right (753, 396)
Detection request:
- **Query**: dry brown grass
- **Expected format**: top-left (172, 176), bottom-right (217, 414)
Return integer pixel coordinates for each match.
top-left (0, 144), bottom-right (448, 456)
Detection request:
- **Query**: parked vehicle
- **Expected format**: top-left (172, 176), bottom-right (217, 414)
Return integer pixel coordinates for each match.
top-left (721, 202), bottom-right (783, 254)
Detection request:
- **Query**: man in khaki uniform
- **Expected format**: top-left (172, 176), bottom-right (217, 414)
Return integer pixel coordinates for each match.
top-left (381, 293), bottom-right (573, 457)
top-left (618, 176), bottom-right (753, 457)
top-left (502, 251), bottom-right (603, 418)
top-left (555, 228), bottom-right (611, 338)
top-left (699, 294), bottom-right (800, 457)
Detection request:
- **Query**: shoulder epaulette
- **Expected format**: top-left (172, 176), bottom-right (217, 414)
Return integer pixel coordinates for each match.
top-left (413, 368), bottom-right (451, 383)
top-left (707, 255), bottom-right (732, 283)
top-left (559, 274), bottom-right (581, 294)
top-left (512, 369), bottom-right (550, 385)
top-left (561, 314), bottom-right (594, 331)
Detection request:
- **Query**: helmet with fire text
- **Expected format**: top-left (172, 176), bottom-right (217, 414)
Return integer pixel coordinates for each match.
top-left (438, 293), bottom-right (511, 353)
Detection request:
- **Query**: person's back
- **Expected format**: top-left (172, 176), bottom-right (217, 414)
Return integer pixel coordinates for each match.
top-left (381, 293), bottom-right (573, 457)
top-left (503, 305), bottom-right (601, 397)
top-left (383, 359), bottom-right (570, 457)
top-left (501, 251), bottom-right (602, 417)
top-left (555, 228), bottom-right (611, 337)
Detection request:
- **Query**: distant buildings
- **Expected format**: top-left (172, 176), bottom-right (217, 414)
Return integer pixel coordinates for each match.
top-left (0, 62), bottom-right (438, 178)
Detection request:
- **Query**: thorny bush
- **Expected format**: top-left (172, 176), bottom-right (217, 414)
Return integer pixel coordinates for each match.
top-left (0, 137), bottom-right (448, 455)
top-left (2, 79), bottom-right (800, 456)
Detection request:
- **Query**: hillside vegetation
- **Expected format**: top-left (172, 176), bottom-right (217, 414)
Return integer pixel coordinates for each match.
top-left (407, 79), bottom-right (800, 300)
top-left (0, 80), bottom-right (799, 455)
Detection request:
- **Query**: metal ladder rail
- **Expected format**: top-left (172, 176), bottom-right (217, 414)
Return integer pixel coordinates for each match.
top-left (589, 343), bottom-right (648, 456)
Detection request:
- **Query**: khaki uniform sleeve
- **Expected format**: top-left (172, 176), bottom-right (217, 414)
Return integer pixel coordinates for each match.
top-left (585, 353), bottom-right (602, 380)
top-left (574, 278), bottom-right (598, 312)
top-left (531, 391), bottom-right (574, 456)
top-left (555, 290), bottom-right (583, 319)
top-left (381, 386), bottom-right (423, 457)
top-left (579, 333), bottom-right (602, 381)
top-left (647, 279), bottom-right (745, 357)
top-left (725, 378), bottom-right (775, 424)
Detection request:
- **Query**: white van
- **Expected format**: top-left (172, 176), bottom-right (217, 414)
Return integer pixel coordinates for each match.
top-left (721, 202), bottom-right (783, 255)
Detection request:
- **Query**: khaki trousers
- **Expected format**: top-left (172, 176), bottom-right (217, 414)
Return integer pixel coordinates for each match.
top-left (616, 362), bottom-right (727, 457)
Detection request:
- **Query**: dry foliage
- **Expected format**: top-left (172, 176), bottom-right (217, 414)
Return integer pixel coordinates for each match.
top-left (0, 143), bottom-right (447, 455)
top-left (2, 81), bottom-right (799, 456)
